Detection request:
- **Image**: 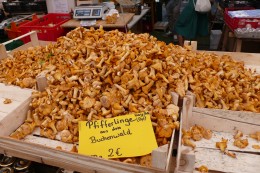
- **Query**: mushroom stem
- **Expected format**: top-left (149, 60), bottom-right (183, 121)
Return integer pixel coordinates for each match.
top-left (119, 51), bottom-right (130, 62)
top-left (114, 84), bottom-right (129, 95)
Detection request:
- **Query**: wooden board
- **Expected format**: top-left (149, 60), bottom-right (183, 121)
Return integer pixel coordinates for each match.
top-left (179, 147), bottom-right (260, 173)
top-left (203, 51), bottom-right (260, 74)
top-left (23, 135), bottom-right (75, 152)
top-left (195, 131), bottom-right (260, 153)
top-left (0, 31), bottom-right (52, 60)
top-left (193, 107), bottom-right (260, 127)
top-left (203, 51), bottom-right (260, 66)
top-left (177, 96), bottom-right (260, 173)
top-left (195, 148), bottom-right (260, 173)
top-left (61, 13), bottom-right (135, 29)
top-left (0, 83), bottom-right (32, 102)
top-left (0, 84), bottom-right (33, 136)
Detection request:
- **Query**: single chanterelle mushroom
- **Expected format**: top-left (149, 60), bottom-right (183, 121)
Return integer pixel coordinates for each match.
top-left (60, 130), bottom-right (73, 143)
top-left (216, 138), bottom-right (228, 152)
top-left (79, 96), bottom-right (96, 110)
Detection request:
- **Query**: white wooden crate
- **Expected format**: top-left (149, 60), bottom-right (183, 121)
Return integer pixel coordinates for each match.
top-left (174, 49), bottom-right (260, 173)
top-left (0, 31), bottom-right (52, 60)
top-left (0, 87), bottom-right (179, 173)
top-left (0, 92), bottom-right (179, 173)
top-left (175, 95), bottom-right (260, 173)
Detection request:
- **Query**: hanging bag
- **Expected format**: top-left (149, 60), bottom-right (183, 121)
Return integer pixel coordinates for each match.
top-left (193, 0), bottom-right (211, 13)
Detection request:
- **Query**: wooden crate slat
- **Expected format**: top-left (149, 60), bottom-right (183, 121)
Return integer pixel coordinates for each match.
top-left (175, 97), bottom-right (187, 172)
top-left (0, 137), bottom-right (164, 173)
top-left (0, 83), bottom-right (33, 102)
top-left (152, 144), bottom-right (168, 170)
top-left (203, 51), bottom-right (260, 66)
top-left (166, 129), bottom-right (176, 172)
top-left (0, 98), bottom-right (24, 114)
top-left (195, 148), bottom-right (260, 173)
top-left (0, 112), bottom-right (7, 121)
top-left (0, 97), bottom-right (31, 136)
top-left (195, 131), bottom-right (260, 153)
top-left (201, 51), bottom-right (260, 74)
top-left (193, 107), bottom-right (260, 126)
top-left (23, 135), bottom-right (74, 151)
top-left (191, 111), bottom-right (260, 134)
top-left (7, 41), bottom-right (52, 57)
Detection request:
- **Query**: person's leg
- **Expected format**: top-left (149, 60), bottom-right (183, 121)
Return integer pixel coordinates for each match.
top-left (165, 0), bottom-right (174, 36)
top-left (174, 0), bottom-right (197, 44)
top-left (177, 35), bottom-right (184, 46)
top-left (172, 0), bottom-right (181, 41)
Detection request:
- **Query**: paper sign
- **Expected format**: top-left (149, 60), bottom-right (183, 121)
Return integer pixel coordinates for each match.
top-left (79, 112), bottom-right (158, 158)
top-left (53, 0), bottom-right (69, 13)
top-left (80, 20), bottom-right (97, 27)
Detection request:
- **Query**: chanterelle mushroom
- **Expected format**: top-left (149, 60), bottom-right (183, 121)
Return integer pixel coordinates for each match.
top-left (60, 129), bottom-right (73, 143)
top-left (79, 97), bottom-right (96, 110)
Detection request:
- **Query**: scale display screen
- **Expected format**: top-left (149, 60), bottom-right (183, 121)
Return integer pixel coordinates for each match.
top-left (75, 9), bottom-right (91, 16)
top-left (92, 9), bottom-right (101, 16)
top-left (73, 5), bottom-right (108, 19)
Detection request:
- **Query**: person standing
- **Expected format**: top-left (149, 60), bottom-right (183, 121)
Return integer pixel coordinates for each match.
top-left (175, 0), bottom-right (210, 46)
top-left (165, 0), bottom-right (182, 37)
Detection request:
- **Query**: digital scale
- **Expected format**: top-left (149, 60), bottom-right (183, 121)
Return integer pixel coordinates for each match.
top-left (73, 4), bottom-right (109, 19)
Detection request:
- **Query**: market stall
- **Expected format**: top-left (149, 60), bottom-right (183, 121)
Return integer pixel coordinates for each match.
top-left (0, 2), bottom-right (260, 171)
top-left (0, 25), bottom-right (259, 172)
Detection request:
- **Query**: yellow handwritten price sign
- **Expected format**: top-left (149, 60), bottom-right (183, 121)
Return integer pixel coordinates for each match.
top-left (79, 112), bottom-right (158, 158)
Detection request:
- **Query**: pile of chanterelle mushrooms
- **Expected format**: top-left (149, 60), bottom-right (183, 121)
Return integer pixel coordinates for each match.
top-left (0, 27), bottom-right (259, 166)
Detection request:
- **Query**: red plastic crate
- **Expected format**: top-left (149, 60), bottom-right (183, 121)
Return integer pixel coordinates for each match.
top-left (4, 14), bottom-right (38, 40)
top-left (224, 7), bottom-right (259, 31)
top-left (19, 13), bottom-right (71, 41)
top-left (5, 20), bottom-right (30, 39)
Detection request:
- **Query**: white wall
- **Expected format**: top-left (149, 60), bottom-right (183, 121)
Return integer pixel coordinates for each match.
top-left (46, 0), bottom-right (76, 13)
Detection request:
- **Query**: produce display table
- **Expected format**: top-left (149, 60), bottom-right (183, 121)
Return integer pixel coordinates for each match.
top-left (61, 13), bottom-right (134, 32)
top-left (220, 7), bottom-right (260, 52)
top-left (221, 24), bottom-right (260, 52)
top-left (61, 8), bottom-right (150, 32)
top-left (127, 8), bottom-right (150, 29)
